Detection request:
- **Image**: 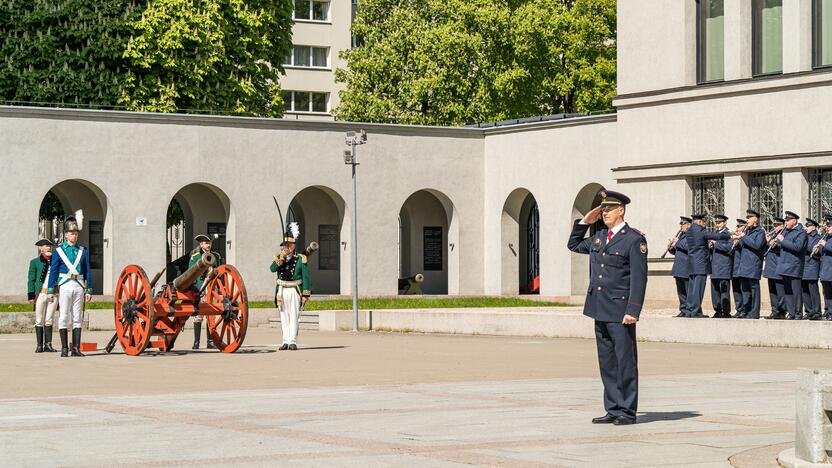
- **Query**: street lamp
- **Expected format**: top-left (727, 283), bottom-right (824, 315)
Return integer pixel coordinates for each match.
top-left (345, 129), bottom-right (367, 332)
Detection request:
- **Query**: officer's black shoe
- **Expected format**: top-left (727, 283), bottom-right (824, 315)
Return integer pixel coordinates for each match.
top-left (674, 312), bottom-right (686, 318)
top-left (71, 328), bottom-right (85, 357)
top-left (734, 314), bottom-right (746, 319)
top-left (613, 417), bottom-right (637, 426)
top-left (289, 344), bottom-right (298, 351)
top-left (825, 315), bottom-right (832, 321)
top-left (689, 313), bottom-right (707, 318)
top-left (794, 314), bottom-right (804, 320)
top-left (809, 315), bottom-right (821, 321)
top-left (591, 414), bottom-right (617, 424)
top-left (279, 344), bottom-right (289, 351)
top-left (44, 326), bottom-right (56, 352)
top-left (35, 326), bottom-right (44, 353)
top-left (59, 328), bottom-right (69, 357)
top-left (192, 325), bottom-right (201, 350)
top-left (785, 315), bottom-right (795, 320)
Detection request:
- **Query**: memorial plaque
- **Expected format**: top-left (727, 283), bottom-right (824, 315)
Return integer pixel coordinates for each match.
top-left (318, 224), bottom-right (339, 271)
top-left (88, 221), bottom-right (103, 269)
top-left (423, 226), bottom-right (443, 271)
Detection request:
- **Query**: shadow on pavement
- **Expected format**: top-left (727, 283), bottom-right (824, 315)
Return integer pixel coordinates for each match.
top-left (636, 411), bottom-right (702, 423)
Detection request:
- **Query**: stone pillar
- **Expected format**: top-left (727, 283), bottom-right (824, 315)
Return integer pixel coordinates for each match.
top-left (783, 0), bottom-right (813, 74)
top-left (724, 172), bottom-right (749, 220)
top-left (795, 369), bottom-right (832, 463)
top-left (783, 169), bottom-right (809, 217)
top-left (724, 0), bottom-right (753, 81)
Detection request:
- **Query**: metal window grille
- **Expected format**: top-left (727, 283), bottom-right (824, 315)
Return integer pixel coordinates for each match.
top-left (809, 168), bottom-right (832, 221)
top-left (526, 202), bottom-right (540, 287)
top-left (692, 175), bottom-right (725, 229)
top-left (748, 171), bottom-right (783, 231)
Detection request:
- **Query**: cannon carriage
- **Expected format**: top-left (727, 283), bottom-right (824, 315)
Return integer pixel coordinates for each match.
top-left (113, 254), bottom-right (249, 356)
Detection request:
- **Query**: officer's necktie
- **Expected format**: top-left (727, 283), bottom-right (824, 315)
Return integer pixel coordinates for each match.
top-left (607, 231), bottom-right (613, 242)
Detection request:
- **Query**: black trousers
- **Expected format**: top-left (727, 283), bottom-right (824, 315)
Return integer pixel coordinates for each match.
top-left (782, 276), bottom-right (804, 319)
top-left (822, 281), bottom-right (832, 318)
top-left (594, 320), bottom-right (638, 420)
top-left (675, 277), bottom-right (689, 316)
top-left (739, 278), bottom-right (761, 319)
top-left (731, 278), bottom-right (744, 315)
top-left (802, 280), bottom-right (821, 319)
top-left (766, 278), bottom-right (785, 317)
top-left (687, 274), bottom-right (707, 316)
top-left (710, 278), bottom-right (731, 315)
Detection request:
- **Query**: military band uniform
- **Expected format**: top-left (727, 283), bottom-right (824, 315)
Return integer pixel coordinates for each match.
top-left (27, 240), bottom-right (57, 352)
top-left (763, 242), bottom-right (786, 319)
top-left (709, 222), bottom-right (733, 318)
top-left (802, 221), bottom-right (822, 320)
top-left (735, 218), bottom-right (766, 319)
top-left (819, 217), bottom-right (832, 320)
top-left (668, 225), bottom-right (690, 318)
top-left (567, 191), bottom-right (647, 425)
top-left (685, 219), bottom-right (731, 317)
top-left (731, 219), bottom-right (746, 317)
top-left (775, 218), bottom-right (807, 320)
top-left (188, 242), bottom-right (221, 350)
top-left (270, 250), bottom-right (311, 348)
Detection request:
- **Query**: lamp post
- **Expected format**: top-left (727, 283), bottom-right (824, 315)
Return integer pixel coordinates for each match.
top-left (345, 130), bottom-right (367, 332)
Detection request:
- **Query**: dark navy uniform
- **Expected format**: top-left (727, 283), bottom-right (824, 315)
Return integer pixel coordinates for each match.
top-left (731, 219), bottom-right (746, 317)
top-left (735, 211), bottom-right (766, 319)
top-left (802, 220), bottom-right (821, 320)
top-left (567, 190), bottom-right (647, 424)
top-left (685, 218), bottom-right (730, 317)
top-left (668, 218), bottom-right (691, 317)
top-left (775, 214), bottom-right (807, 320)
top-left (762, 220), bottom-right (786, 319)
top-left (709, 219), bottom-right (733, 317)
top-left (819, 217), bottom-right (832, 320)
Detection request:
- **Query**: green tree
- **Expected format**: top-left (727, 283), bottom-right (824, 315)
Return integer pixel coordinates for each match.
top-left (335, 0), bottom-right (616, 125)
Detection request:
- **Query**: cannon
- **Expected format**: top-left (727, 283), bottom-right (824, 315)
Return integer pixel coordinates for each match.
top-left (112, 255), bottom-right (249, 356)
top-left (398, 273), bottom-right (424, 295)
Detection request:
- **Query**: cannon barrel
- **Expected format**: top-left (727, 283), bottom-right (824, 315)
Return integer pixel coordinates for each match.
top-left (173, 252), bottom-right (215, 290)
top-left (398, 273), bottom-right (424, 294)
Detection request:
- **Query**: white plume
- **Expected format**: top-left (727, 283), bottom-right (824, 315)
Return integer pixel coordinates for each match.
top-left (289, 222), bottom-right (299, 240)
top-left (74, 209), bottom-right (84, 231)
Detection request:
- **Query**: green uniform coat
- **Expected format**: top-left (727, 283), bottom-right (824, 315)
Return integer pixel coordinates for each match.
top-left (27, 256), bottom-right (50, 301)
top-left (270, 253), bottom-right (311, 298)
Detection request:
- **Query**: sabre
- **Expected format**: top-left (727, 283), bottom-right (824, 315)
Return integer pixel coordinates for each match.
top-left (272, 196), bottom-right (285, 236)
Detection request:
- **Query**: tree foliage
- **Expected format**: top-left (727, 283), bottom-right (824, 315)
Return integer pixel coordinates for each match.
top-left (0, 0), bottom-right (293, 116)
top-left (335, 0), bottom-right (616, 125)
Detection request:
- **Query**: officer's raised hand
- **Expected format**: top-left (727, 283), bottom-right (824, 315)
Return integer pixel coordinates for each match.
top-left (581, 205), bottom-right (603, 224)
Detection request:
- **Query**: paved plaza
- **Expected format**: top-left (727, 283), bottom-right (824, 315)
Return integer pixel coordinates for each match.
top-left (1, 328), bottom-right (829, 467)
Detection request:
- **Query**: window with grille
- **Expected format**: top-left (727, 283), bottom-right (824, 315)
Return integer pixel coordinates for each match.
top-left (692, 175), bottom-right (725, 229)
top-left (748, 172), bottom-right (783, 231)
top-left (809, 168), bottom-right (832, 221)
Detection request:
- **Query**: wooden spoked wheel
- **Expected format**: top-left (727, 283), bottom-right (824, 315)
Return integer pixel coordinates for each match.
top-left (114, 265), bottom-right (153, 356)
top-left (205, 265), bottom-right (249, 353)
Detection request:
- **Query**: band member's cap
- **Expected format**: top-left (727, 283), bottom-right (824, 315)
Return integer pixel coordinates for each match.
top-left (713, 214), bottom-right (728, 222)
top-left (679, 216), bottom-right (692, 224)
top-left (825, 214), bottom-right (832, 223)
top-left (773, 217), bottom-right (785, 224)
top-left (691, 214), bottom-right (705, 221)
top-left (34, 239), bottom-right (54, 247)
top-left (736, 218), bottom-right (747, 225)
top-left (598, 190), bottom-right (630, 206)
top-left (194, 234), bottom-right (211, 243)
top-left (806, 218), bottom-right (819, 227)
top-left (746, 209), bottom-right (760, 218)
top-left (784, 211), bottom-right (800, 220)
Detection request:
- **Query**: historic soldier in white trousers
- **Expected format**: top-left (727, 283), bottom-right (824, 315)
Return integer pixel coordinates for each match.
top-left (270, 222), bottom-right (311, 350)
top-left (28, 239), bottom-right (58, 352)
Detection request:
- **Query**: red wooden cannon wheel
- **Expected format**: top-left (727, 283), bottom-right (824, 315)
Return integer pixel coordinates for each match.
top-left (114, 265), bottom-right (153, 356)
top-left (205, 265), bottom-right (249, 353)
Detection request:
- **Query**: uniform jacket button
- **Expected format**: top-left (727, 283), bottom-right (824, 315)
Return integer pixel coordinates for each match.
top-left (597, 286), bottom-right (602, 290)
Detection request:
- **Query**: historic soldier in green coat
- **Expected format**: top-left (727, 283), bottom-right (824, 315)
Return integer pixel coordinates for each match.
top-left (28, 239), bottom-right (58, 353)
top-left (270, 222), bottom-right (311, 350)
top-left (189, 234), bottom-right (221, 350)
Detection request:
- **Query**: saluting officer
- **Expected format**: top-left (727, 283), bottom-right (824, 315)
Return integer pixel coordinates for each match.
top-left (709, 215), bottom-right (733, 318)
top-left (730, 219), bottom-right (747, 318)
top-left (189, 234), bottom-right (221, 349)
top-left (27, 239), bottom-right (57, 352)
top-left (818, 215), bottom-right (832, 321)
top-left (763, 217), bottom-right (786, 319)
top-left (568, 190), bottom-right (647, 426)
top-left (775, 211), bottom-right (807, 320)
top-left (802, 218), bottom-right (822, 320)
top-left (685, 214), bottom-right (731, 318)
top-left (732, 210), bottom-right (766, 319)
top-left (668, 217), bottom-right (691, 318)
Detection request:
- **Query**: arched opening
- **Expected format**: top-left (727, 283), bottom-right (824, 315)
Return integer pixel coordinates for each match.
top-left (398, 189), bottom-right (458, 295)
top-left (165, 183), bottom-right (234, 282)
top-left (571, 183), bottom-right (605, 296)
top-left (38, 180), bottom-right (112, 294)
top-left (288, 186), bottom-right (348, 295)
top-left (501, 189), bottom-right (540, 295)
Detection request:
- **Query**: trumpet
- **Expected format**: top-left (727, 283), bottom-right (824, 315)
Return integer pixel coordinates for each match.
top-left (660, 230), bottom-right (683, 259)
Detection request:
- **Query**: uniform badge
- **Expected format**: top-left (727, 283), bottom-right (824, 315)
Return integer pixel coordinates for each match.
top-left (640, 242), bottom-right (648, 254)
top-left (594, 238), bottom-right (601, 246)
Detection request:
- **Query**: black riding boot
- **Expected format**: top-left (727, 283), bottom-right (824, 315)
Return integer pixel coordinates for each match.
top-left (206, 321), bottom-right (215, 349)
top-left (59, 328), bottom-right (69, 357)
top-left (44, 326), bottom-right (56, 352)
top-left (70, 328), bottom-right (85, 357)
top-left (192, 323), bottom-right (201, 349)
top-left (35, 326), bottom-right (44, 353)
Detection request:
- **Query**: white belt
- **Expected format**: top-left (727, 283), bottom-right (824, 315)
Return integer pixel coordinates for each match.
top-left (277, 279), bottom-right (302, 287)
top-left (59, 273), bottom-right (85, 281)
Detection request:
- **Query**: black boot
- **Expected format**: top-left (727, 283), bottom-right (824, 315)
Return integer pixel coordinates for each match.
top-left (35, 326), bottom-right (44, 353)
top-left (59, 328), bottom-right (68, 357)
top-left (192, 323), bottom-right (201, 350)
top-left (70, 328), bottom-right (85, 357)
top-left (206, 321), bottom-right (215, 349)
top-left (44, 326), bottom-right (56, 352)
